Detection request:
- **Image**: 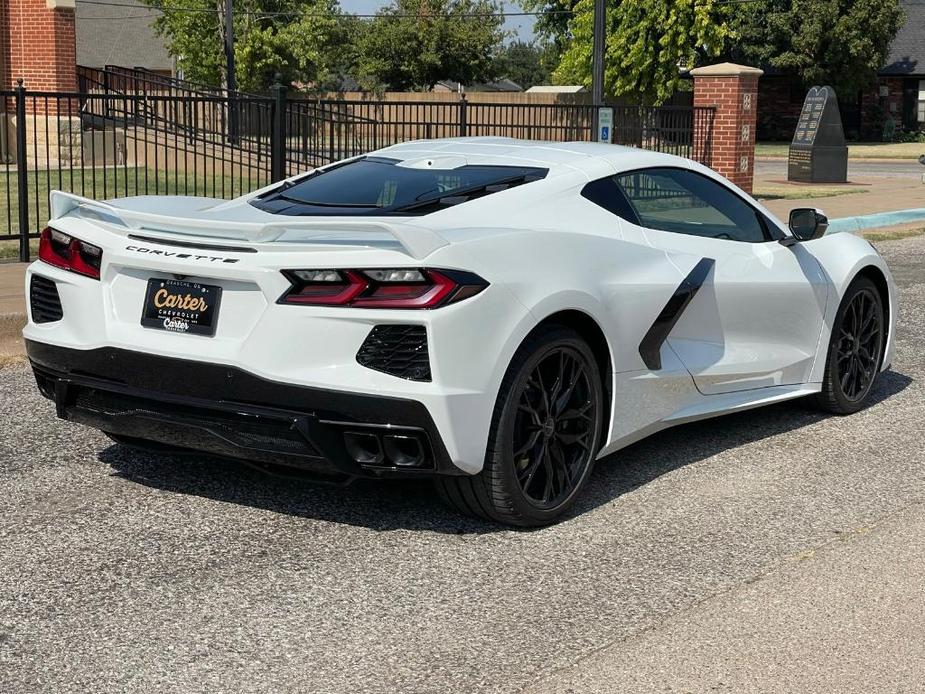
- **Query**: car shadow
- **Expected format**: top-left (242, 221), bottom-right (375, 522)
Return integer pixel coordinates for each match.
top-left (99, 369), bottom-right (913, 535)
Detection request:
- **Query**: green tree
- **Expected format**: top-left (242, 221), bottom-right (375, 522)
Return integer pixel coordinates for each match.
top-left (730, 0), bottom-right (904, 97)
top-left (494, 40), bottom-right (553, 89)
top-left (554, 0), bottom-right (732, 103)
top-left (141, 0), bottom-right (344, 92)
top-left (517, 0), bottom-right (579, 51)
top-left (356, 0), bottom-right (506, 91)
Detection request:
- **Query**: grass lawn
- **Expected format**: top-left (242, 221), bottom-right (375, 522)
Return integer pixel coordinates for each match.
top-left (862, 227), bottom-right (925, 242)
top-left (1, 167), bottom-right (264, 241)
top-left (0, 239), bottom-right (38, 261)
top-left (756, 141), bottom-right (925, 160)
top-left (753, 184), bottom-right (867, 201)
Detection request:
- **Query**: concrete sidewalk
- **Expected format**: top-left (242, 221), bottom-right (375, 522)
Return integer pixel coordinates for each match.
top-left (527, 502), bottom-right (925, 694)
top-left (756, 172), bottom-right (925, 221)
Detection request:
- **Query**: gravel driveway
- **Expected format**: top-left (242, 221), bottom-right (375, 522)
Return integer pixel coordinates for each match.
top-left (1, 235), bottom-right (923, 694)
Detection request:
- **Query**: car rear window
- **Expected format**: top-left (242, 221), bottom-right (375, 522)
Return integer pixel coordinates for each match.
top-left (250, 157), bottom-right (547, 216)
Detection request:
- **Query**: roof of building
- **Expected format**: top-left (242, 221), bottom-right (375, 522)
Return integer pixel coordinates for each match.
top-left (525, 85), bottom-right (587, 94)
top-left (433, 79), bottom-right (523, 93)
top-left (881, 1), bottom-right (925, 76)
top-left (76, 0), bottom-right (173, 72)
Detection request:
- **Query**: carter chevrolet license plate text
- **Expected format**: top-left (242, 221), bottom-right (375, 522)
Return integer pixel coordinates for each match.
top-left (141, 278), bottom-right (222, 336)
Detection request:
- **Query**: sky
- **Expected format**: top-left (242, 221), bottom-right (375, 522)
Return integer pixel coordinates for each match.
top-left (338, 0), bottom-right (538, 42)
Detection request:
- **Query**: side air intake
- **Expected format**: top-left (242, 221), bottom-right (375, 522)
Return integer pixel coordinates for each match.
top-left (30, 275), bottom-right (64, 323)
top-left (356, 325), bottom-right (431, 381)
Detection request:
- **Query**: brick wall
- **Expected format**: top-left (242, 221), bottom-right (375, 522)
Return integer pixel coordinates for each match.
top-left (1, 0), bottom-right (77, 92)
top-left (691, 63), bottom-right (763, 193)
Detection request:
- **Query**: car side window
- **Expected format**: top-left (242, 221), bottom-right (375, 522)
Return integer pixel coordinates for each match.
top-left (580, 177), bottom-right (641, 226)
top-left (610, 168), bottom-right (768, 243)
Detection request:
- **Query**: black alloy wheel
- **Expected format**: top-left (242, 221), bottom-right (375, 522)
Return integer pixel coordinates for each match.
top-left (815, 276), bottom-right (885, 414)
top-left (512, 346), bottom-right (598, 509)
top-left (436, 325), bottom-right (604, 526)
top-left (835, 287), bottom-right (883, 401)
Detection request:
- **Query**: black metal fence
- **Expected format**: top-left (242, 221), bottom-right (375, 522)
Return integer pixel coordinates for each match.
top-left (1, 74), bottom-right (715, 262)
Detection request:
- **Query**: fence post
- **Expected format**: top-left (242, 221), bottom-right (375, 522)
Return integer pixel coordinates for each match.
top-left (15, 79), bottom-right (30, 263)
top-left (270, 76), bottom-right (288, 182)
top-left (459, 95), bottom-right (467, 137)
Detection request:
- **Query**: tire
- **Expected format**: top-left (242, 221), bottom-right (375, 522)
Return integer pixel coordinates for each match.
top-left (436, 325), bottom-right (604, 526)
top-left (814, 276), bottom-right (885, 415)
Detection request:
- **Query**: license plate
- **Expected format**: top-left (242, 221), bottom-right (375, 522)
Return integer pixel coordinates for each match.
top-left (141, 278), bottom-right (222, 336)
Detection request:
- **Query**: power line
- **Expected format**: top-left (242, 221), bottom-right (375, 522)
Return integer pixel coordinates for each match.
top-left (76, 1), bottom-right (579, 19)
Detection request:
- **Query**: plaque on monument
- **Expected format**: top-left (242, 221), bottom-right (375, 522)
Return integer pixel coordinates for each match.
top-left (788, 86), bottom-right (848, 183)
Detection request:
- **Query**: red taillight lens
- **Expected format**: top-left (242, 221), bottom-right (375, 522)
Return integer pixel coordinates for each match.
top-left (279, 268), bottom-right (487, 309)
top-left (38, 227), bottom-right (102, 280)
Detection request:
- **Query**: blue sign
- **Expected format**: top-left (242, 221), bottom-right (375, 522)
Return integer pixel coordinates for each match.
top-left (600, 126), bottom-right (610, 142)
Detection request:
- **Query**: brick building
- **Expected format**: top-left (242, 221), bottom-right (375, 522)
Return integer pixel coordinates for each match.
top-left (757, 0), bottom-right (925, 141)
top-left (0, 0), bottom-right (78, 92)
top-left (0, 0), bottom-right (172, 93)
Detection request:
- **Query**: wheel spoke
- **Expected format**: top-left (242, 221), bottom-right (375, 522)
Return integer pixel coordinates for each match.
top-left (514, 429), bottom-right (542, 459)
top-left (519, 439), bottom-right (546, 489)
top-left (517, 400), bottom-right (542, 428)
top-left (559, 402), bottom-right (593, 422)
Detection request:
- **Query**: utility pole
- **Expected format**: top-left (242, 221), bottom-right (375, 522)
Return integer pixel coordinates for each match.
top-left (591, 0), bottom-right (606, 136)
top-left (223, 0), bottom-right (238, 143)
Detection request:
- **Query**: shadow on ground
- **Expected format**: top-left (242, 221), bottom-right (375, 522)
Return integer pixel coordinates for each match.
top-left (100, 369), bottom-right (913, 535)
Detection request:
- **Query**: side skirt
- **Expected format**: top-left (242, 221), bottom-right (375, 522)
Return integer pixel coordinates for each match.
top-left (596, 382), bottom-right (822, 459)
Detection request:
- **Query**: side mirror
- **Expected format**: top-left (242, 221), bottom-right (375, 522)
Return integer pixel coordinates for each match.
top-left (788, 208), bottom-right (829, 241)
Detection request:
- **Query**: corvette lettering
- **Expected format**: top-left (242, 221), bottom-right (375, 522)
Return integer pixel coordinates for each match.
top-left (153, 288), bottom-right (208, 312)
top-left (126, 245), bottom-right (239, 263)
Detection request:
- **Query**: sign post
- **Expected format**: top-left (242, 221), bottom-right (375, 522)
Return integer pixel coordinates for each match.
top-left (598, 107), bottom-right (613, 144)
top-left (788, 86), bottom-right (848, 183)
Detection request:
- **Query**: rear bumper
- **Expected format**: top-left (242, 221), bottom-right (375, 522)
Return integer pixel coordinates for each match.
top-left (26, 340), bottom-right (462, 479)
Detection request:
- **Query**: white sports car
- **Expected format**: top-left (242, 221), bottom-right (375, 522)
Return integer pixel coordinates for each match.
top-left (24, 138), bottom-right (896, 526)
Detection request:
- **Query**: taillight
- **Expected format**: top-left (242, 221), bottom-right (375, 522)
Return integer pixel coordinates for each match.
top-left (279, 268), bottom-right (488, 309)
top-left (38, 227), bottom-right (102, 280)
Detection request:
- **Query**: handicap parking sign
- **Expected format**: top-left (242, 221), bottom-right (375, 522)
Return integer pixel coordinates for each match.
top-left (598, 107), bottom-right (613, 143)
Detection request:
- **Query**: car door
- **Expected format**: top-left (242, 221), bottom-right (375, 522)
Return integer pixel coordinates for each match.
top-left (611, 167), bottom-right (828, 395)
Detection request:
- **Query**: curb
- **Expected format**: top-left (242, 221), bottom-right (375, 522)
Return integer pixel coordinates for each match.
top-left (829, 208), bottom-right (925, 234)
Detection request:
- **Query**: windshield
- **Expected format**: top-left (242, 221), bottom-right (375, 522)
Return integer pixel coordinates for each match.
top-left (250, 157), bottom-right (547, 216)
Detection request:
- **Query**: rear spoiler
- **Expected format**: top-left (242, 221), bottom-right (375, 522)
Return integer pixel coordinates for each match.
top-left (49, 191), bottom-right (449, 260)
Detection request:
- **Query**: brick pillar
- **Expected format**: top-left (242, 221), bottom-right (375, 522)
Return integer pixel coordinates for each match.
top-left (691, 62), bottom-right (763, 193)
top-left (2, 0), bottom-right (77, 92)
top-left (1, 1), bottom-right (79, 165)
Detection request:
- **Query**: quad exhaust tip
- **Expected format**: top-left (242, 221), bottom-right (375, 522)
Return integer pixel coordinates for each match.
top-left (343, 431), bottom-right (430, 469)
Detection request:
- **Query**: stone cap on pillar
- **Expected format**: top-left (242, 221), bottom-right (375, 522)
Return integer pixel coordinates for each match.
top-left (689, 62), bottom-right (764, 78)
top-left (46, 0), bottom-right (76, 8)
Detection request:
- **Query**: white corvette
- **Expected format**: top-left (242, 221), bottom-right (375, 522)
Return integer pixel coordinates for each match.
top-left (24, 138), bottom-right (895, 525)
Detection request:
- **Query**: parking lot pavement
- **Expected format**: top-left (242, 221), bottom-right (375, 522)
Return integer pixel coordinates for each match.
top-left (1, 235), bottom-right (923, 694)
top-left (528, 501), bottom-right (925, 694)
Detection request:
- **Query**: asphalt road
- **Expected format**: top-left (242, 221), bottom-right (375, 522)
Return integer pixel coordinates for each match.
top-left (756, 157), bottom-right (925, 178)
top-left (1, 235), bottom-right (924, 694)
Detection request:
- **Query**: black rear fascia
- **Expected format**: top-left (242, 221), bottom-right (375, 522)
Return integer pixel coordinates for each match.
top-left (25, 340), bottom-right (460, 478)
